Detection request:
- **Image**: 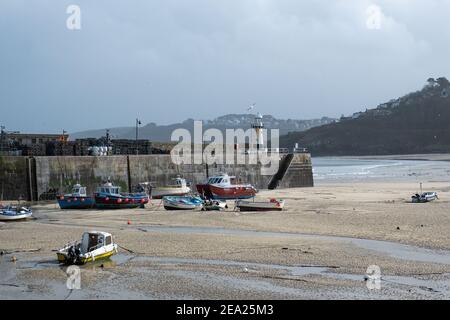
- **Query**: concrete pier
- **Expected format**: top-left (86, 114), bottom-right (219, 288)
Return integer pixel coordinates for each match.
top-left (0, 153), bottom-right (314, 201)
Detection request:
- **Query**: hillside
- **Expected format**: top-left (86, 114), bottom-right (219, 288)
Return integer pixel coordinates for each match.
top-left (70, 114), bottom-right (335, 142)
top-left (281, 77), bottom-right (450, 156)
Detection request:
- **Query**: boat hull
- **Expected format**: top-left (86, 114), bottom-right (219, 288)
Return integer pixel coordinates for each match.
top-left (94, 194), bottom-right (149, 209)
top-left (196, 184), bottom-right (256, 200)
top-left (236, 200), bottom-right (284, 212)
top-left (0, 211), bottom-right (33, 221)
top-left (57, 244), bottom-right (118, 265)
top-left (151, 187), bottom-right (190, 199)
top-left (58, 196), bottom-right (96, 209)
top-left (162, 196), bottom-right (203, 211)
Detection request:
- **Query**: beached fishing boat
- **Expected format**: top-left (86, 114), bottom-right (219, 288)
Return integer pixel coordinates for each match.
top-left (94, 182), bottom-right (149, 209)
top-left (0, 205), bottom-right (33, 221)
top-left (235, 199), bottom-right (285, 212)
top-left (151, 177), bottom-right (191, 199)
top-left (196, 173), bottom-right (257, 200)
top-left (202, 200), bottom-right (228, 211)
top-left (57, 231), bottom-right (118, 265)
top-left (411, 192), bottom-right (438, 203)
top-left (57, 184), bottom-right (96, 209)
top-left (162, 196), bottom-right (203, 210)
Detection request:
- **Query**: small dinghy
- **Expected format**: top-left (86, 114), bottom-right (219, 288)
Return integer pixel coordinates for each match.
top-left (162, 196), bottom-right (203, 210)
top-left (0, 205), bottom-right (33, 221)
top-left (236, 199), bottom-right (285, 212)
top-left (202, 200), bottom-right (228, 211)
top-left (57, 231), bottom-right (118, 265)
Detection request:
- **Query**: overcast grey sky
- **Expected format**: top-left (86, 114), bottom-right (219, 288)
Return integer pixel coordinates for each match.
top-left (1, 0), bottom-right (449, 133)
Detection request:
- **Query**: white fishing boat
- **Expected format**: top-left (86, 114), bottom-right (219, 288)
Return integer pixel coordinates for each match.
top-left (412, 192), bottom-right (438, 203)
top-left (0, 206), bottom-right (33, 221)
top-left (162, 196), bottom-right (203, 210)
top-left (152, 177), bottom-right (191, 199)
top-left (57, 231), bottom-right (118, 265)
top-left (236, 199), bottom-right (285, 212)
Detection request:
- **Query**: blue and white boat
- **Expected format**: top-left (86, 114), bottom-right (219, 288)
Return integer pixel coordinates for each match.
top-left (58, 184), bottom-right (96, 209)
top-left (95, 182), bottom-right (149, 209)
top-left (0, 206), bottom-right (33, 221)
top-left (162, 196), bottom-right (203, 210)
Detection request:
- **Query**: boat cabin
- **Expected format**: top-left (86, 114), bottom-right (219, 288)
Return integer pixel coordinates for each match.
top-left (206, 174), bottom-right (235, 186)
top-left (71, 184), bottom-right (87, 197)
top-left (172, 177), bottom-right (188, 187)
top-left (97, 182), bottom-right (121, 195)
top-left (81, 231), bottom-right (113, 253)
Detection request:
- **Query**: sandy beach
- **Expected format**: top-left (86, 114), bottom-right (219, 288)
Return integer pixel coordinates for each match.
top-left (2, 179), bottom-right (450, 299)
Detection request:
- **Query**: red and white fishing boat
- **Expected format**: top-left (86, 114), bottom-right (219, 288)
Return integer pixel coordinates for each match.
top-left (196, 173), bottom-right (257, 200)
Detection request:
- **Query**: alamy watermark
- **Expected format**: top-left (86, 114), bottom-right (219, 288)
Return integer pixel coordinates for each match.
top-left (66, 265), bottom-right (81, 290)
top-left (366, 5), bottom-right (382, 30)
top-left (170, 121), bottom-right (280, 176)
top-left (66, 5), bottom-right (81, 30)
top-left (366, 265), bottom-right (381, 290)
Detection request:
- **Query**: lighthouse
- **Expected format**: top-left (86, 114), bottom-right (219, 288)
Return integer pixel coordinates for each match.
top-left (251, 113), bottom-right (265, 151)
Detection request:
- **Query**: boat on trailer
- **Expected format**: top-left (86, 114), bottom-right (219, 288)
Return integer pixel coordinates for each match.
top-left (196, 173), bottom-right (257, 200)
top-left (0, 205), bottom-right (33, 221)
top-left (162, 196), bottom-right (203, 210)
top-left (235, 199), bottom-right (285, 212)
top-left (57, 184), bottom-right (96, 209)
top-left (151, 177), bottom-right (191, 199)
top-left (94, 182), bottom-right (149, 209)
top-left (57, 231), bottom-right (118, 265)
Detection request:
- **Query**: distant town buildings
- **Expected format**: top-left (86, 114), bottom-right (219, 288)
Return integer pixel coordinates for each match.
top-left (0, 129), bottom-right (171, 156)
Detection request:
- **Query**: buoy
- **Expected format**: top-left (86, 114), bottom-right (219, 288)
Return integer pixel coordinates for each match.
top-left (127, 220), bottom-right (131, 225)
top-left (117, 198), bottom-right (123, 204)
top-left (396, 226), bottom-right (400, 230)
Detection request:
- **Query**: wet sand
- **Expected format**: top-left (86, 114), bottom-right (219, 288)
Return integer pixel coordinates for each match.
top-left (1, 181), bottom-right (450, 299)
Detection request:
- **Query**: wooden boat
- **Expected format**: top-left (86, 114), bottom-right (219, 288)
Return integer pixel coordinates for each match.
top-left (94, 182), bottom-right (149, 209)
top-left (151, 177), bottom-right (191, 199)
top-left (202, 200), bottom-right (228, 211)
top-left (0, 206), bottom-right (33, 221)
top-left (163, 196), bottom-right (203, 210)
top-left (57, 231), bottom-right (118, 265)
top-left (236, 199), bottom-right (285, 212)
top-left (196, 173), bottom-right (257, 200)
top-left (57, 184), bottom-right (96, 209)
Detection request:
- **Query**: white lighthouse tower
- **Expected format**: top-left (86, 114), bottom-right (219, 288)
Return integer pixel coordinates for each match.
top-left (251, 112), bottom-right (265, 151)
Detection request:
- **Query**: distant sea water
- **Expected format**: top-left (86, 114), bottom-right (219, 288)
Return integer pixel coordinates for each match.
top-left (312, 157), bottom-right (450, 183)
